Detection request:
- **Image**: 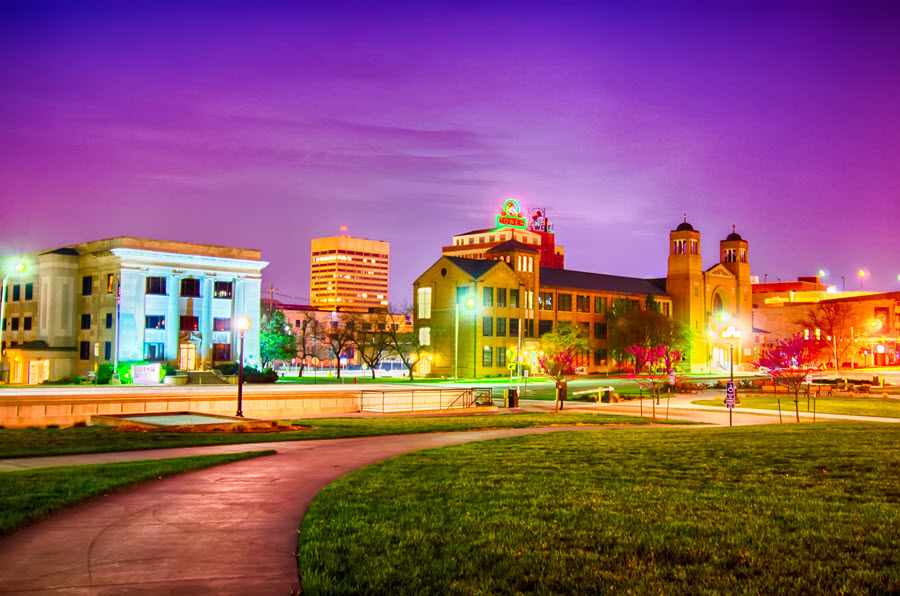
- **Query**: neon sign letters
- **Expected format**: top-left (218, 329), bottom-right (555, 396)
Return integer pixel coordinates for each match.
top-left (496, 199), bottom-right (527, 229)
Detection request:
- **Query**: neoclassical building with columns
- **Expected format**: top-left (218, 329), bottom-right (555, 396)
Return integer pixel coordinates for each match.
top-left (2, 237), bottom-right (266, 384)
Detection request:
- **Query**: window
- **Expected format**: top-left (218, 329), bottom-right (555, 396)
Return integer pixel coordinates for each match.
top-left (509, 318), bottom-right (519, 337)
top-left (497, 347), bottom-right (506, 367)
top-left (12, 285), bottom-right (20, 301)
top-left (80, 341), bottom-right (90, 360)
top-left (526, 291), bottom-right (534, 310)
top-left (144, 342), bottom-right (165, 361)
top-left (106, 313), bottom-right (113, 329)
top-left (673, 239), bottom-right (685, 254)
top-left (181, 278), bottom-right (201, 298)
top-left (594, 296), bottom-right (606, 314)
top-left (107, 274), bottom-right (116, 293)
top-left (417, 287), bottom-right (432, 318)
top-left (557, 293), bottom-right (572, 312)
top-left (180, 316), bottom-right (199, 331)
top-left (80, 314), bottom-right (90, 330)
top-left (104, 342), bottom-right (112, 361)
top-left (489, 235), bottom-right (495, 243)
top-left (497, 288), bottom-right (507, 307)
top-left (524, 319), bottom-right (534, 338)
top-left (213, 344), bottom-right (231, 362)
top-left (146, 277), bottom-right (167, 295)
top-left (419, 327), bottom-right (431, 346)
top-left (538, 320), bottom-right (553, 337)
top-left (539, 292), bottom-right (553, 311)
top-left (456, 286), bottom-right (470, 305)
top-left (214, 318), bottom-right (231, 331)
top-left (10, 317), bottom-right (19, 331)
top-left (483, 287), bottom-right (493, 307)
top-left (594, 322), bottom-right (607, 339)
top-left (214, 281), bottom-right (233, 299)
top-left (24, 283), bottom-right (33, 300)
top-left (576, 295), bottom-right (590, 313)
top-left (483, 317), bottom-right (493, 337)
top-left (82, 276), bottom-right (92, 296)
top-left (594, 348), bottom-right (608, 363)
top-left (691, 239), bottom-right (698, 254)
top-left (482, 347), bottom-right (493, 367)
top-left (145, 315), bottom-right (166, 329)
top-left (527, 257), bottom-right (533, 272)
top-left (496, 318), bottom-right (506, 337)
top-left (509, 289), bottom-right (519, 308)
top-left (23, 317), bottom-right (32, 331)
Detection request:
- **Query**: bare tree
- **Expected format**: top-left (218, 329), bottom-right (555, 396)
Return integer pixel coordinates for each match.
top-left (295, 311), bottom-right (324, 377)
top-left (321, 312), bottom-right (356, 379)
top-left (799, 302), bottom-right (858, 376)
top-left (349, 312), bottom-right (392, 379)
top-left (383, 305), bottom-right (432, 382)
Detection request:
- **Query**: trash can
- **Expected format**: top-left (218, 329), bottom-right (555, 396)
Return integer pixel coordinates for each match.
top-left (873, 375), bottom-right (880, 387)
top-left (601, 388), bottom-right (611, 403)
top-left (505, 388), bottom-right (518, 408)
top-left (556, 382), bottom-right (568, 404)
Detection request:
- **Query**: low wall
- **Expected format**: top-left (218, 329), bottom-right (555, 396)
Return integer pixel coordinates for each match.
top-left (0, 385), bottom-right (363, 428)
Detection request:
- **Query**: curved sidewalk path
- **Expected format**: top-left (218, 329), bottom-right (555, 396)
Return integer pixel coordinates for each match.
top-left (1, 424), bottom-right (666, 595)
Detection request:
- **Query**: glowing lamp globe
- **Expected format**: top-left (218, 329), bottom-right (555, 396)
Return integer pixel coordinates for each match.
top-left (237, 317), bottom-right (251, 332)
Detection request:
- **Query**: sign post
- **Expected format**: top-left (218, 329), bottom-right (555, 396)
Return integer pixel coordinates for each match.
top-left (725, 381), bottom-right (736, 427)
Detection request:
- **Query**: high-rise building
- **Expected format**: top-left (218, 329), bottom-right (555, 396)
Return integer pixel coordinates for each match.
top-left (310, 235), bottom-right (389, 311)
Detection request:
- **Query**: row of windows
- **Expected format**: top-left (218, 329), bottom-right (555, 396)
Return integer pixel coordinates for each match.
top-left (73, 313), bottom-right (234, 332)
top-left (3, 283), bottom-right (34, 302)
top-left (477, 317), bottom-right (608, 340)
top-left (77, 342), bottom-right (235, 362)
top-left (2, 317), bottom-right (33, 331)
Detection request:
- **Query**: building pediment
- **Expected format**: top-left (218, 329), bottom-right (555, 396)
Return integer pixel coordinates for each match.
top-left (706, 264), bottom-right (735, 278)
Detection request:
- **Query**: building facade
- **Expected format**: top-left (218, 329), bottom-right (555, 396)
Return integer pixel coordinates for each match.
top-left (310, 235), bottom-right (389, 311)
top-left (2, 237), bottom-right (266, 384)
top-left (413, 207), bottom-right (755, 378)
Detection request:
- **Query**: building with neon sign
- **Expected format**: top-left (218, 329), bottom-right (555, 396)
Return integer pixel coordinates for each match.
top-left (1, 237), bottom-right (265, 384)
top-left (414, 207), bottom-right (755, 377)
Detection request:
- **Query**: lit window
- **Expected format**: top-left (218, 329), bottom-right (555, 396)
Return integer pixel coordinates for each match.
top-left (419, 327), bottom-right (430, 346)
top-left (417, 287), bottom-right (432, 319)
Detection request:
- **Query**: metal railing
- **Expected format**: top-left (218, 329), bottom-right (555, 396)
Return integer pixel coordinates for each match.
top-left (360, 388), bottom-right (491, 413)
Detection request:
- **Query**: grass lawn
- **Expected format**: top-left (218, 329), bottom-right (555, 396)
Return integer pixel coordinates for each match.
top-left (298, 422), bottom-right (900, 595)
top-left (0, 413), bottom-right (691, 458)
top-left (693, 395), bottom-right (900, 418)
top-left (0, 450), bottom-right (274, 536)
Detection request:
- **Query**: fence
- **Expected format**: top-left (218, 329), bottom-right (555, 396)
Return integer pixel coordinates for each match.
top-left (360, 388), bottom-right (492, 413)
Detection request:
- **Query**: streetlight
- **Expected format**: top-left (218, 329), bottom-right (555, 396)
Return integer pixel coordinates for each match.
top-left (0, 261), bottom-right (25, 382)
top-left (858, 269), bottom-right (865, 291)
top-left (722, 324), bottom-right (742, 426)
top-left (235, 317), bottom-right (251, 417)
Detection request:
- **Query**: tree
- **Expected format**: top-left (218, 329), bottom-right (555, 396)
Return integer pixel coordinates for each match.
top-left (321, 312), bottom-right (356, 379)
top-left (537, 323), bottom-right (591, 412)
top-left (625, 343), bottom-right (681, 418)
top-left (349, 312), bottom-right (392, 379)
top-left (756, 333), bottom-right (818, 423)
top-left (259, 308), bottom-right (297, 369)
top-left (294, 310), bottom-right (326, 377)
top-left (608, 300), bottom-right (693, 369)
top-left (799, 302), bottom-right (858, 375)
top-left (383, 318), bottom-right (431, 381)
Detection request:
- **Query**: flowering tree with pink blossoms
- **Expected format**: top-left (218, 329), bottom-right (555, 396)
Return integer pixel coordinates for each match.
top-left (538, 324), bottom-right (592, 412)
top-left (625, 343), bottom-right (682, 418)
top-left (755, 332), bottom-right (818, 423)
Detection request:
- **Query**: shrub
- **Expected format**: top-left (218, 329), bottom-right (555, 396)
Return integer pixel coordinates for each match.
top-left (41, 377), bottom-right (73, 385)
top-left (163, 365), bottom-right (177, 377)
top-left (72, 421), bottom-right (88, 428)
top-left (243, 366), bottom-right (278, 384)
top-left (216, 362), bottom-right (239, 376)
top-left (73, 377), bottom-right (84, 385)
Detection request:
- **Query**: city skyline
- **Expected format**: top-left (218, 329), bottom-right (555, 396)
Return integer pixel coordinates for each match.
top-left (2, 2), bottom-right (898, 305)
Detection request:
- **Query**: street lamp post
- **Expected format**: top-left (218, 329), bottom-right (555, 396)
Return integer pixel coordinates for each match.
top-left (236, 317), bottom-right (251, 417)
top-left (0, 262), bottom-right (25, 383)
top-left (722, 325), bottom-right (742, 426)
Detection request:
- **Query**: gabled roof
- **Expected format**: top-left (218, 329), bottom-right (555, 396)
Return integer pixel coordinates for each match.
top-left (486, 240), bottom-right (539, 254)
top-left (539, 267), bottom-right (669, 297)
top-left (445, 256), bottom-right (508, 280)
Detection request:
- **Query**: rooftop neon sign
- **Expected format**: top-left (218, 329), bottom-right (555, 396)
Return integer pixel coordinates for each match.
top-left (496, 199), bottom-right (527, 229)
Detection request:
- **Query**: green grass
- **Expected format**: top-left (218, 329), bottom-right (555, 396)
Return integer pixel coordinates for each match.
top-left (0, 413), bottom-right (691, 458)
top-left (693, 395), bottom-right (900, 418)
top-left (298, 423), bottom-right (900, 595)
top-left (0, 450), bottom-right (274, 536)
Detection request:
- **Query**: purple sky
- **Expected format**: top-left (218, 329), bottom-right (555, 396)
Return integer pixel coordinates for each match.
top-left (2, 1), bottom-right (899, 305)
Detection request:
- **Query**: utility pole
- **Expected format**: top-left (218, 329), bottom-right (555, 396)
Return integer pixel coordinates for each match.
top-left (266, 283), bottom-right (278, 312)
